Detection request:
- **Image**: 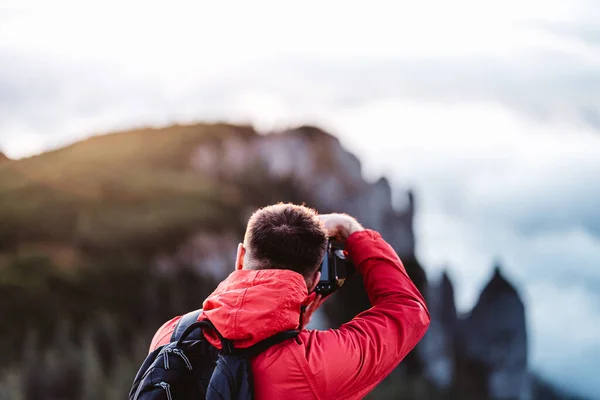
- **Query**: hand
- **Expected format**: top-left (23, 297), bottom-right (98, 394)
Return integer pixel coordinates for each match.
top-left (301, 293), bottom-right (329, 329)
top-left (318, 213), bottom-right (364, 241)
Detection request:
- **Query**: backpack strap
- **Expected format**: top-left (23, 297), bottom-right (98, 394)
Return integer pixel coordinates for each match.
top-left (169, 309), bottom-right (235, 354)
top-left (171, 309), bottom-right (203, 342)
top-left (169, 308), bottom-right (300, 358)
top-left (236, 329), bottom-right (300, 359)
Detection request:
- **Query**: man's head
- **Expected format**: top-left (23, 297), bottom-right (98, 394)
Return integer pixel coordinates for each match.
top-left (235, 203), bottom-right (328, 292)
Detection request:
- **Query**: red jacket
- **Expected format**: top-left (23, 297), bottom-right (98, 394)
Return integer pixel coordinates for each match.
top-left (149, 229), bottom-right (430, 399)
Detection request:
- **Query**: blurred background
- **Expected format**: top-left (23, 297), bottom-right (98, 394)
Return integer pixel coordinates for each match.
top-left (1, 1), bottom-right (599, 399)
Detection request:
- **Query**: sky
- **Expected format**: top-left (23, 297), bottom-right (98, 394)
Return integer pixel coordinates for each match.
top-left (1, 0), bottom-right (600, 397)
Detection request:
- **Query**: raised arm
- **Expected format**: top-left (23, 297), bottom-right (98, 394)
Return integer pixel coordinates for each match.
top-left (305, 215), bottom-right (430, 399)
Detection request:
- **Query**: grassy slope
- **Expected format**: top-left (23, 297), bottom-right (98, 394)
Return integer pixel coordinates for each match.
top-left (0, 123), bottom-right (259, 257)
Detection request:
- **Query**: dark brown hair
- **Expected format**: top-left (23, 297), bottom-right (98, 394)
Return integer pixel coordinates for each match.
top-left (243, 203), bottom-right (327, 278)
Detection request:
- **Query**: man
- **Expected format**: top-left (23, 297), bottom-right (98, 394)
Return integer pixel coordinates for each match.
top-left (149, 203), bottom-right (430, 399)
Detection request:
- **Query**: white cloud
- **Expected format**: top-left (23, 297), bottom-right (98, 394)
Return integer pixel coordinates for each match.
top-left (528, 282), bottom-right (600, 397)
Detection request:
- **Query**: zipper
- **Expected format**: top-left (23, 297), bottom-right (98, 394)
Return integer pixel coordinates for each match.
top-left (161, 347), bottom-right (193, 371)
top-left (157, 382), bottom-right (173, 400)
top-left (133, 347), bottom-right (190, 399)
top-left (171, 348), bottom-right (193, 370)
top-left (161, 348), bottom-right (170, 370)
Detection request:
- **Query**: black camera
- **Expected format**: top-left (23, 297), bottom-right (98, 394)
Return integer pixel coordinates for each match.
top-left (315, 240), bottom-right (356, 296)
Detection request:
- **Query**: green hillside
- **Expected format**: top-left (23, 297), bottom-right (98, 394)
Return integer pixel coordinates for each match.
top-left (0, 123), bottom-right (260, 257)
top-left (0, 122), bottom-right (351, 260)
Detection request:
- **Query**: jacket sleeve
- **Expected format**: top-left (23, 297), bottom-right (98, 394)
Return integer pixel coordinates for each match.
top-left (307, 229), bottom-right (430, 399)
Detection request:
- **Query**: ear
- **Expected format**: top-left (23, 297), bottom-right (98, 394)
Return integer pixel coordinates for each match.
top-left (235, 243), bottom-right (245, 271)
top-left (307, 270), bottom-right (321, 293)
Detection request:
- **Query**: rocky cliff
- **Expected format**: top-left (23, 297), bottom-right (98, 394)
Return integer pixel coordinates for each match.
top-left (186, 125), bottom-right (415, 257)
top-left (456, 265), bottom-right (530, 400)
top-left (418, 271), bottom-right (458, 390)
top-left (417, 263), bottom-right (531, 400)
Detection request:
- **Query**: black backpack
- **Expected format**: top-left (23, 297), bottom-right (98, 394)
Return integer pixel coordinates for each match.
top-left (129, 309), bottom-right (300, 400)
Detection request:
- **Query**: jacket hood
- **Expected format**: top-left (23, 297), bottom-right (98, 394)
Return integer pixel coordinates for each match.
top-left (201, 269), bottom-right (309, 349)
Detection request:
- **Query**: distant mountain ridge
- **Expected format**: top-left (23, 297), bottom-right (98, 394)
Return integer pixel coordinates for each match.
top-left (0, 123), bottom-right (586, 399)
